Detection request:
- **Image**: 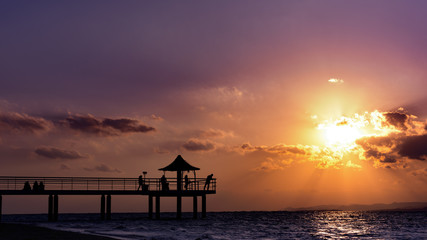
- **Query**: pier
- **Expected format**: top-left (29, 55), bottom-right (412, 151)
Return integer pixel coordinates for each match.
top-left (0, 155), bottom-right (216, 221)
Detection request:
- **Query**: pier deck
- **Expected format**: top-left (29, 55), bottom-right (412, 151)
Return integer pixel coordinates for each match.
top-left (0, 176), bottom-right (216, 221)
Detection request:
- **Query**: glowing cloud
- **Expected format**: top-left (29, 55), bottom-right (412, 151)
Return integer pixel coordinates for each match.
top-left (241, 109), bottom-right (427, 170)
top-left (328, 78), bottom-right (344, 84)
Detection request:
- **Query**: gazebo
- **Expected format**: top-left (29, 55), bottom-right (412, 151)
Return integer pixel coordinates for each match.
top-left (158, 155), bottom-right (201, 219)
top-left (159, 155), bottom-right (200, 191)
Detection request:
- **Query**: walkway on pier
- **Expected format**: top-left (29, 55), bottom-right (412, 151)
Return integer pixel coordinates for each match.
top-left (0, 175), bottom-right (216, 221)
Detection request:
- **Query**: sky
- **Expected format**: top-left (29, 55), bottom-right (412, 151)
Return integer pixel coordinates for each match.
top-left (1, 0), bottom-right (427, 213)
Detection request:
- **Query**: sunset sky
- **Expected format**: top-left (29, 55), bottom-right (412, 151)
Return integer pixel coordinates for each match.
top-left (1, 1), bottom-right (427, 213)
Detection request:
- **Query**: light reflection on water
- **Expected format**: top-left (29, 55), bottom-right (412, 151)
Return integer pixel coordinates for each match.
top-left (311, 211), bottom-right (376, 239)
top-left (309, 211), bottom-right (425, 239)
top-left (3, 211), bottom-right (427, 239)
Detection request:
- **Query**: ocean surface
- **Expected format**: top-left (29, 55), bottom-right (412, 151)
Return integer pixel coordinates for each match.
top-left (3, 211), bottom-right (427, 239)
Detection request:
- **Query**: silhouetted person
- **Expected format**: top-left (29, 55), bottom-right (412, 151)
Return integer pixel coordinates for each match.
top-left (204, 174), bottom-right (213, 190)
top-left (33, 181), bottom-right (39, 191)
top-left (184, 175), bottom-right (189, 190)
top-left (23, 181), bottom-right (31, 191)
top-left (39, 181), bottom-right (45, 191)
top-left (137, 175), bottom-right (143, 191)
top-left (160, 174), bottom-right (169, 191)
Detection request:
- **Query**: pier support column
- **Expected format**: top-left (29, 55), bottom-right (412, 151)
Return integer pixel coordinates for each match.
top-left (155, 195), bottom-right (160, 219)
top-left (0, 195), bottom-right (2, 222)
top-left (202, 194), bottom-right (206, 219)
top-left (48, 195), bottom-right (53, 221)
top-left (193, 196), bottom-right (198, 219)
top-left (148, 195), bottom-right (153, 219)
top-left (177, 195), bottom-right (182, 219)
top-left (106, 195), bottom-right (111, 220)
top-left (100, 195), bottom-right (105, 220)
top-left (53, 195), bottom-right (59, 221)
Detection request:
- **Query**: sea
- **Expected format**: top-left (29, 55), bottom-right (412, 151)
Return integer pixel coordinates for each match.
top-left (2, 211), bottom-right (427, 239)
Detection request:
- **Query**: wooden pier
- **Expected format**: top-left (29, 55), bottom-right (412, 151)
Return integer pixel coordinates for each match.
top-left (0, 156), bottom-right (216, 221)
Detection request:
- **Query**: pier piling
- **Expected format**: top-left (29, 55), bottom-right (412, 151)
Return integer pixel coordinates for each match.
top-left (177, 195), bottom-right (182, 219)
top-left (193, 195), bottom-right (198, 219)
top-left (155, 195), bottom-right (160, 219)
top-left (0, 195), bottom-right (2, 222)
top-left (100, 195), bottom-right (105, 220)
top-left (148, 195), bottom-right (153, 219)
top-left (53, 195), bottom-right (58, 221)
top-left (202, 194), bottom-right (206, 219)
top-left (48, 195), bottom-right (53, 221)
top-left (106, 195), bottom-right (111, 220)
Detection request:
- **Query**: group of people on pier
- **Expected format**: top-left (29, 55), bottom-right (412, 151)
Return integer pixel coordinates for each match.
top-left (23, 181), bottom-right (45, 191)
top-left (137, 173), bottom-right (214, 191)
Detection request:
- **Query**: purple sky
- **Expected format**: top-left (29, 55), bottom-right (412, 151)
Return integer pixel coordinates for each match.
top-left (1, 1), bottom-right (427, 213)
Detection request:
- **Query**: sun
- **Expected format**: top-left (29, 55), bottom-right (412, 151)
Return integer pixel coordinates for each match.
top-left (317, 117), bottom-right (366, 151)
top-left (323, 123), bottom-right (363, 146)
top-left (316, 111), bottom-right (393, 151)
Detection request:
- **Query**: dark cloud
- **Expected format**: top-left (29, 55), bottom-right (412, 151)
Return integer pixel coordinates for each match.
top-left (103, 118), bottom-right (155, 133)
top-left (84, 164), bottom-right (121, 173)
top-left (384, 112), bottom-right (408, 130)
top-left (0, 112), bottom-right (50, 133)
top-left (35, 146), bottom-right (86, 159)
top-left (65, 115), bottom-right (155, 136)
top-left (356, 132), bottom-right (427, 166)
top-left (397, 134), bottom-right (427, 160)
top-left (183, 139), bottom-right (215, 151)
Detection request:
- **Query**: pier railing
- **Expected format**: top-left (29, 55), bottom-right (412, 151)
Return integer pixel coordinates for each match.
top-left (0, 176), bottom-right (216, 192)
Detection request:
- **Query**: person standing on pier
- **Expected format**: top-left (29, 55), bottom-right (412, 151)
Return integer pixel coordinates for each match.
top-left (33, 181), bottom-right (39, 191)
top-left (160, 174), bottom-right (169, 191)
top-left (137, 175), bottom-right (143, 191)
top-left (184, 175), bottom-right (189, 190)
top-left (204, 174), bottom-right (213, 190)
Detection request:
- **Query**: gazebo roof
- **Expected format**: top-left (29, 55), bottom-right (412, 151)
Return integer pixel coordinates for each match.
top-left (159, 155), bottom-right (200, 171)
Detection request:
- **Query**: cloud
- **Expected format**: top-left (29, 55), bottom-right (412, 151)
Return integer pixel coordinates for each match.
top-left (241, 143), bottom-right (310, 155)
top-left (0, 112), bottom-right (51, 133)
top-left (384, 112), bottom-right (408, 130)
top-left (328, 78), bottom-right (344, 84)
top-left (35, 146), bottom-right (86, 159)
top-left (65, 114), bottom-right (155, 136)
top-left (150, 114), bottom-right (163, 121)
top-left (195, 128), bottom-right (233, 139)
top-left (84, 164), bottom-right (121, 173)
top-left (411, 168), bottom-right (427, 177)
top-left (238, 109), bottom-right (427, 170)
top-left (255, 157), bottom-right (293, 171)
top-left (397, 134), bottom-right (427, 160)
top-left (182, 139), bottom-right (216, 151)
top-left (353, 111), bottom-right (427, 167)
